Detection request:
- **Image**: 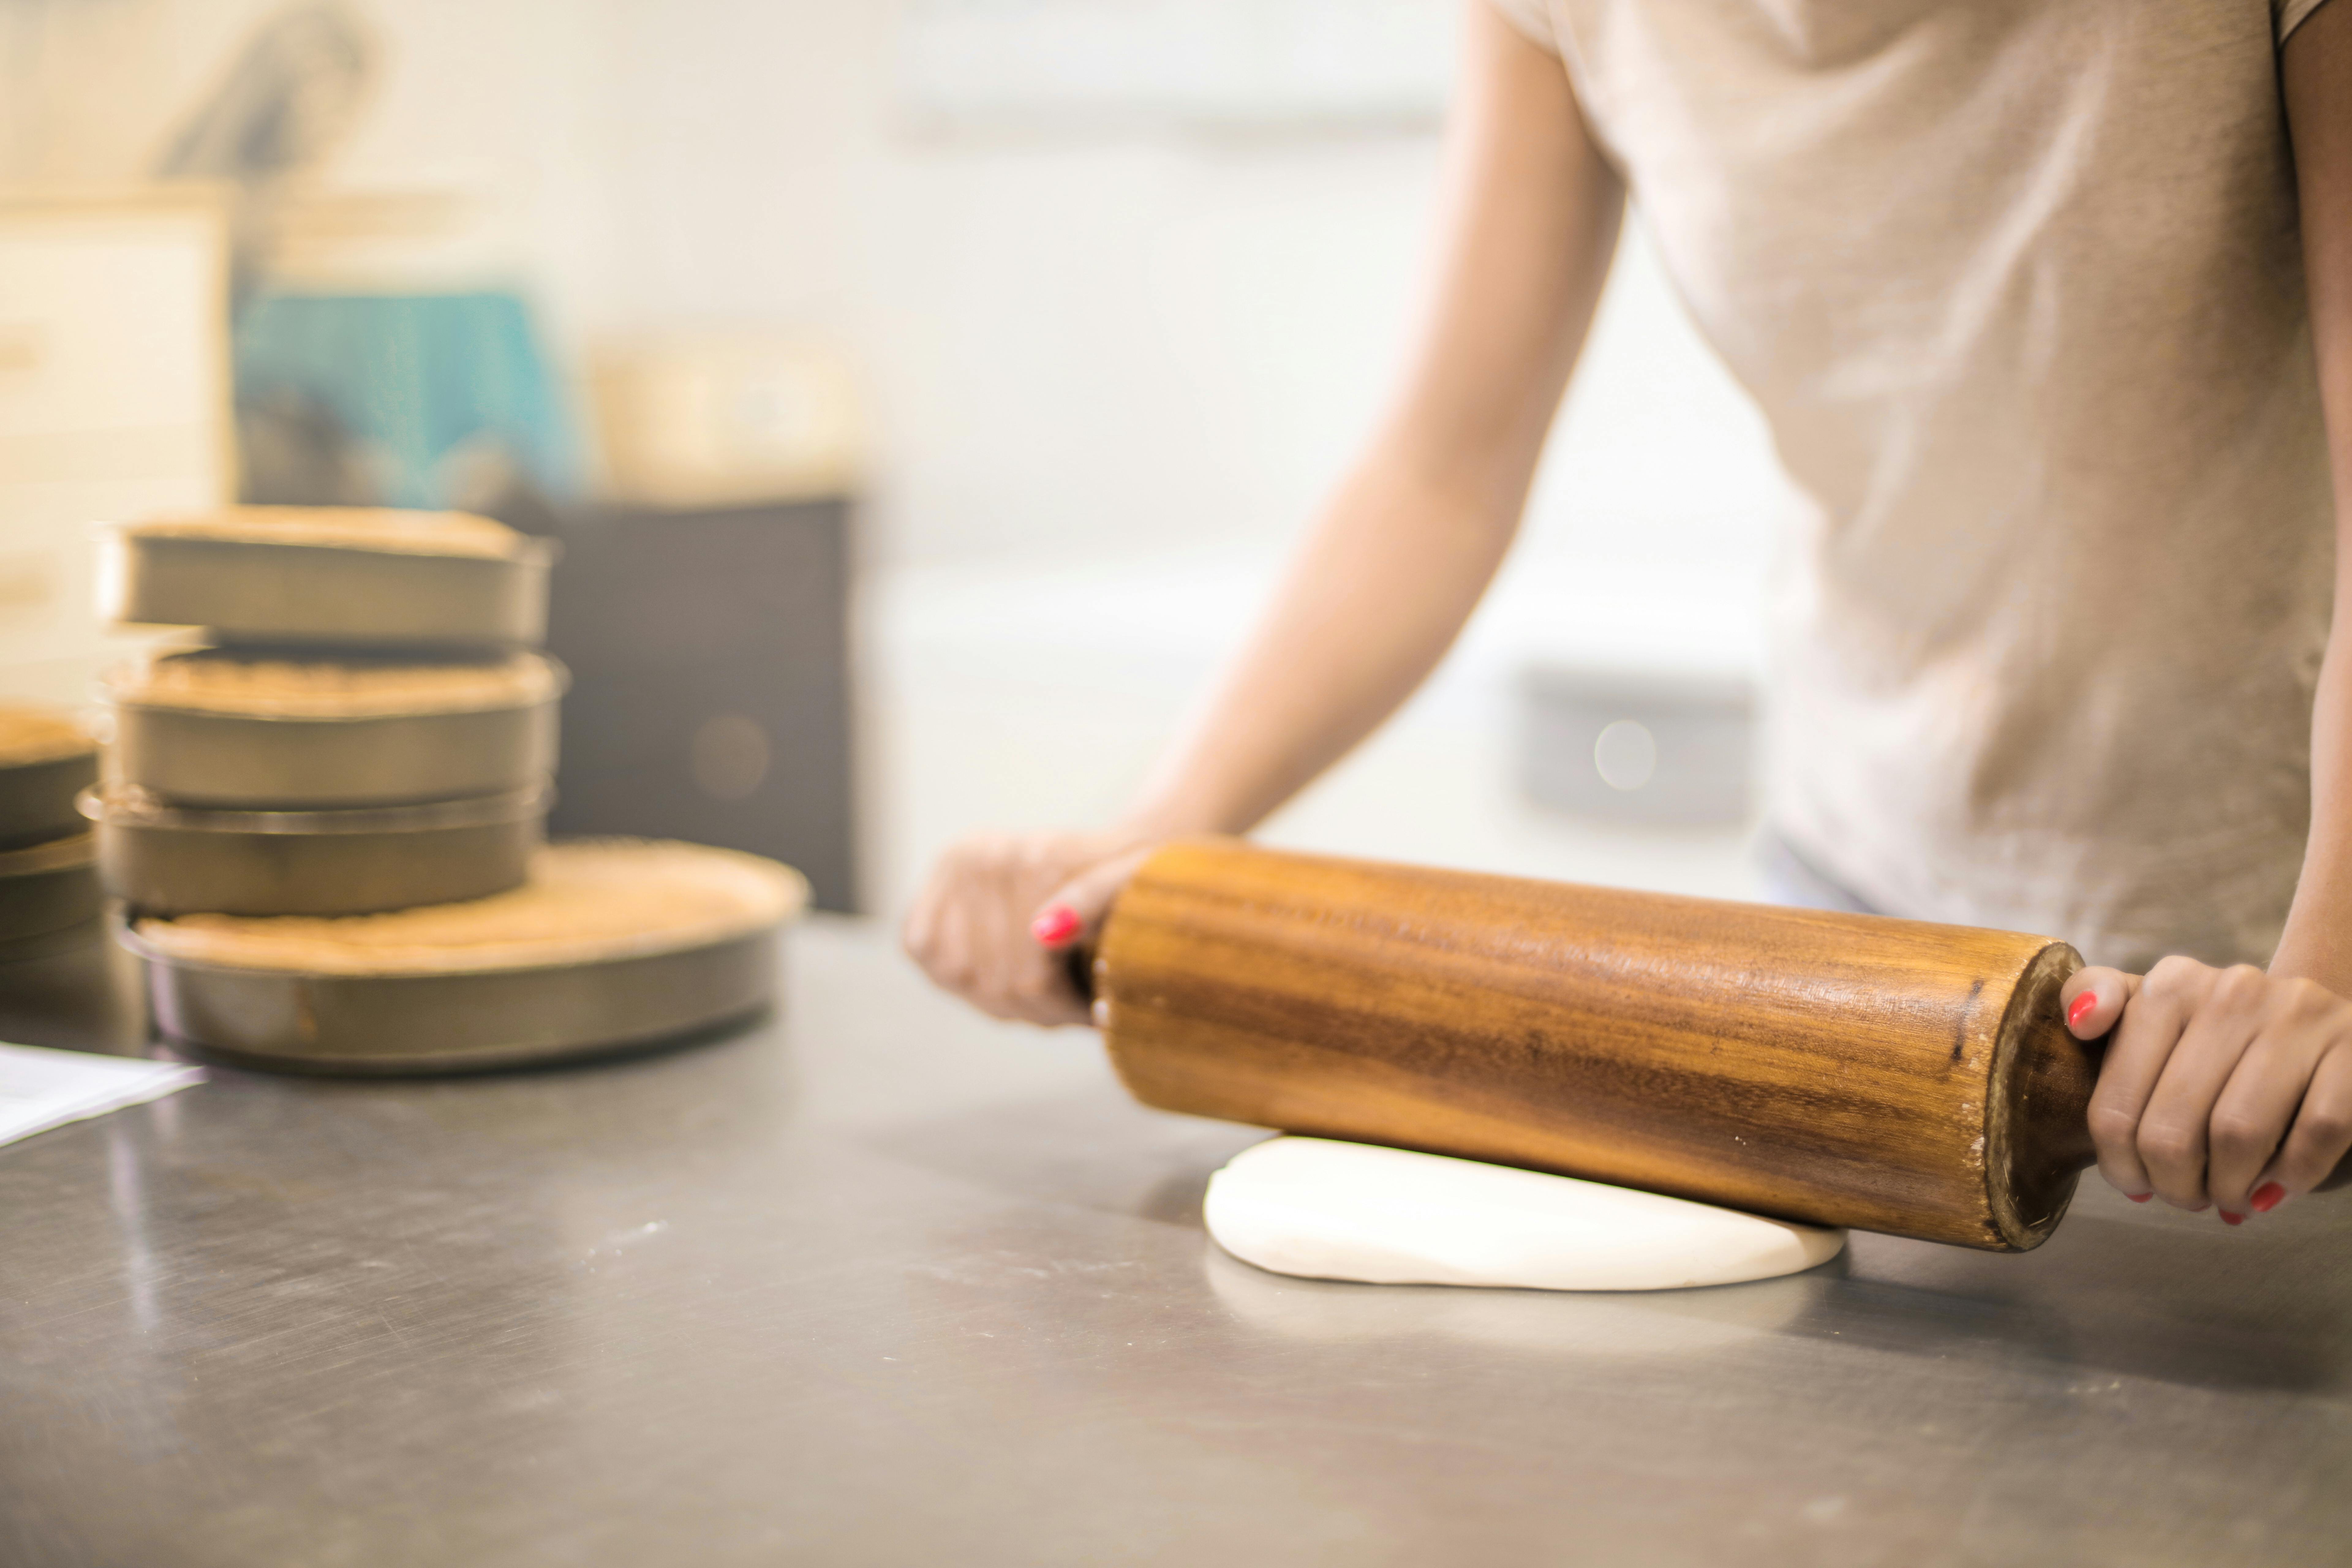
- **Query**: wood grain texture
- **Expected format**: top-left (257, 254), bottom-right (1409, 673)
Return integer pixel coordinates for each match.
top-left (1093, 839), bottom-right (2100, 1251)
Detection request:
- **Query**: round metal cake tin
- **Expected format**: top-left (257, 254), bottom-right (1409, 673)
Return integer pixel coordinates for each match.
top-left (82, 785), bottom-right (547, 917)
top-left (121, 920), bottom-right (783, 1074)
top-left (104, 672), bottom-right (564, 809)
top-left (0, 831), bottom-right (103, 956)
top-left (101, 533), bottom-right (557, 648)
top-left (0, 744), bottom-right (99, 847)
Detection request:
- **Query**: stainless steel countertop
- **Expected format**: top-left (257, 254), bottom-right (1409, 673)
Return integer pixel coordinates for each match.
top-left (3, 918), bottom-right (2348, 1566)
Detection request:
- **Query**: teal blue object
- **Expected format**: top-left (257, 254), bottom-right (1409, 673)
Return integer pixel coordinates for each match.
top-left (234, 290), bottom-right (580, 507)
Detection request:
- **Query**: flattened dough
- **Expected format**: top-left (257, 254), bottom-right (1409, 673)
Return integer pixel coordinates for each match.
top-left (1204, 1136), bottom-right (1845, 1292)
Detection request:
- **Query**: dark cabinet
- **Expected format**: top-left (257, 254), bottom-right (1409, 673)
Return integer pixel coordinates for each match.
top-left (546, 499), bottom-right (857, 912)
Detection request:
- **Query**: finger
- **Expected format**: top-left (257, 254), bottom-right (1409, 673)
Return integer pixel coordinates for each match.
top-left (2061, 967), bottom-right (2133, 1039)
top-left (968, 860), bottom-right (1041, 1023)
top-left (995, 914), bottom-right (1075, 1024)
top-left (1026, 847), bottom-right (1156, 1027)
top-left (2138, 964), bottom-right (2269, 1209)
top-left (900, 877), bottom-right (942, 967)
top-left (938, 898), bottom-right (1020, 1020)
top-left (1032, 846), bottom-right (1156, 1008)
top-left (1005, 959), bottom-right (1091, 1027)
top-left (2087, 958), bottom-right (2208, 1201)
top-left (2251, 1047), bottom-right (2352, 1205)
top-left (1009, 892), bottom-right (1093, 1025)
top-left (2204, 979), bottom-right (2338, 1216)
top-left (2205, 1041), bottom-right (2307, 1220)
top-left (991, 859), bottom-right (1086, 1026)
top-left (1033, 844), bottom-right (1155, 948)
top-left (912, 882), bottom-right (964, 989)
top-left (903, 842), bottom-right (980, 984)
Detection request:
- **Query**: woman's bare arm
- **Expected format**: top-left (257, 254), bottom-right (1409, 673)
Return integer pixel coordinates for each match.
top-left (2271, 0), bottom-right (2352, 993)
top-left (1118, 4), bottom-right (1624, 841)
top-left (903, 3), bottom-right (1626, 1023)
top-left (2056, 6), bottom-right (2352, 1219)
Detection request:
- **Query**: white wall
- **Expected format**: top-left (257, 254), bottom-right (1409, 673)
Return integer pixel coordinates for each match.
top-left (581, 1), bottom-right (1433, 571)
top-left (573, 1), bottom-right (1794, 577)
top-left (5, 0), bottom-right (1792, 577)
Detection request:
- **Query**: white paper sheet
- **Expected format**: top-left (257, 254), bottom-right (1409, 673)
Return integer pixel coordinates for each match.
top-left (0, 1041), bottom-right (203, 1149)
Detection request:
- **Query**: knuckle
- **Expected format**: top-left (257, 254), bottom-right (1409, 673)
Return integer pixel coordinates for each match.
top-left (2138, 1121), bottom-right (2201, 1168)
top-left (2271, 977), bottom-right (2335, 1028)
top-left (2145, 955), bottom-right (2206, 993)
top-left (2086, 1103), bottom-right (2142, 1146)
top-left (2218, 964), bottom-right (2268, 1004)
top-left (2297, 1105), bottom-right (2352, 1149)
top-left (2207, 1112), bottom-right (2273, 1158)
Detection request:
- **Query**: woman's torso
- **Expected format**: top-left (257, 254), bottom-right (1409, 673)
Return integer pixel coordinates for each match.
top-left (1502, 0), bottom-right (2336, 967)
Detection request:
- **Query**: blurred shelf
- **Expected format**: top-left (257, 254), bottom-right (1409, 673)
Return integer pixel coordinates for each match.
top-left (547, 497), bottom-right (858, 914)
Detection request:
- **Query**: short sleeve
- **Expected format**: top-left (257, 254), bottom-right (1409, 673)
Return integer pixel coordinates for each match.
top-left (1487, 0), bottom-right (1562, 54)
top-left (2278, 0), bottom-right (2337, 44)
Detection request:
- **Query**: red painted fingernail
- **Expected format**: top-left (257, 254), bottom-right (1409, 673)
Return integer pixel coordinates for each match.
top-left (1030, 905), bottom-right (1081, 947)
top-left (2066, 992), bottom-right (2098, 1029)
top-left (2251, 1182), bottom-right (2285, 1213)
top-left (2220, 1211), bottom-right (2245, 1226)
top-left (2126, 1191), bottom-right (2151, 1203)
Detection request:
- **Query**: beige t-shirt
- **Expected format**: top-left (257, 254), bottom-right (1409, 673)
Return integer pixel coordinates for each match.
top-left (1495, 0), bottom-right (2339, 969)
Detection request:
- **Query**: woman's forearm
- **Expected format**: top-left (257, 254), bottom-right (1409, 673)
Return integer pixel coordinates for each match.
top-left (1119, 0), bottom-right (1625, 842)
top-left (2274, 634), bottom-right (2352, 991)
top-left (2274, 6), bottom-right (2352, 991)
top-left (1118, 454), bottom-right (1529, 839)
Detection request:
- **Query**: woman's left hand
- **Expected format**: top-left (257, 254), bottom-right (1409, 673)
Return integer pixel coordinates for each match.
top-left (2064, 960), bottom-right (2352, 1222)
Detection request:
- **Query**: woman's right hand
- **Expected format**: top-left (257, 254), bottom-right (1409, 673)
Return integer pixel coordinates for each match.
top-left (901, 829), bottom-right (1163, 1026)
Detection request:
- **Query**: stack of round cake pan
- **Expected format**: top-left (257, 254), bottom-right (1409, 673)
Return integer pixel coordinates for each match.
top-left (0, 706), bottom-right (102, 961)
top-left (89, 508), bottom-right (560, 916)
top-left (94, 506), bottom-right (809, 1074)
top-left (123, 839), bottom-right (807, 1073)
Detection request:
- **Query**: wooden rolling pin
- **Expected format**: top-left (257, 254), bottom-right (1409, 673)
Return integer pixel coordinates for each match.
top-left (1086, 839), bottom-right (2100, 1252)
